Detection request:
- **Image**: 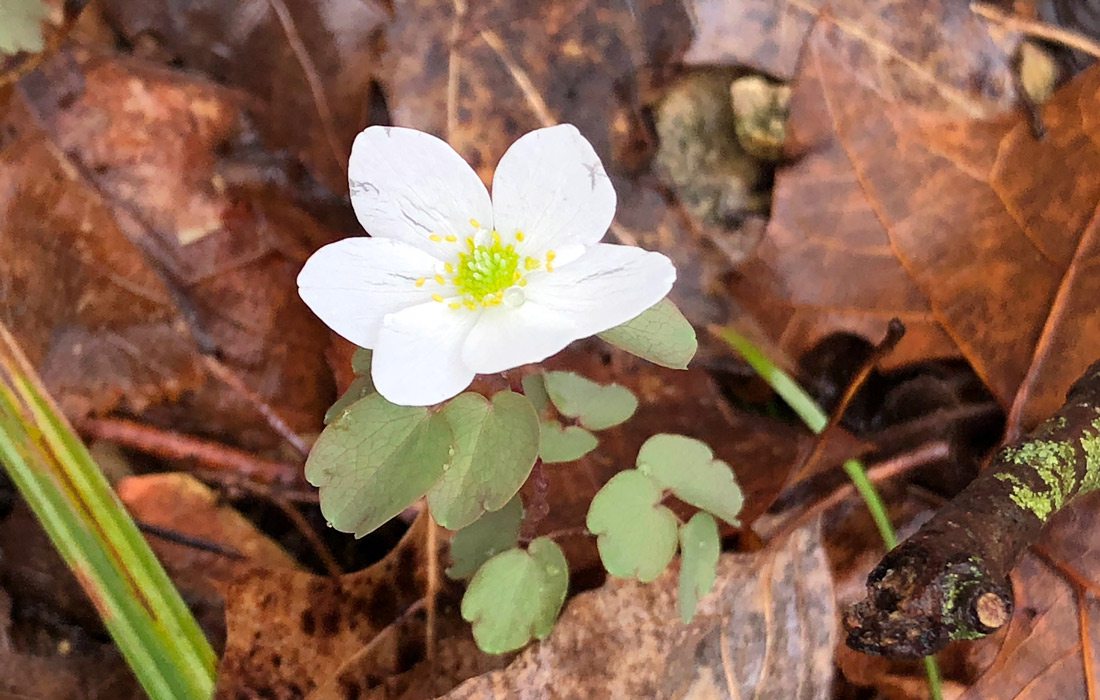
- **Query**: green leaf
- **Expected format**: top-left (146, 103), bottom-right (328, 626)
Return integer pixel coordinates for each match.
top-left (678, 512), bottom-right (720, 623)
top-left (447, 496), bottom-right (524, 580)
top-left (543, 371), bottom-right (638, 431)
top-left (306, 393), bottom-right (452, 537)
top-left (351, 347), bottom-right (373, 376)
top-left (323, 375), bottom-right (376, 425)
top-left (461, 537), bottom-right (569, 654)
top-left (539, 419), bottom-right (598, 464)
top-left (521, 372), bottom-right (551, 413)
top-left (428, 391), bottom-right (540, 530)
top-left (0, 0), bottom-right (47, 56)
top-left (598, 298), bottom-right (697, 370)
top-left (586, 470), bottom-right (678, 582)
top-left (637, 434), bottom-right (743, 526)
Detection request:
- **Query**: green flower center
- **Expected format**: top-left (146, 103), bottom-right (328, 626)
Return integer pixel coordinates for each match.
top-left (454, 235), bottom-right (520, 304)
top-left (418, 222), bottom-right (557, 311)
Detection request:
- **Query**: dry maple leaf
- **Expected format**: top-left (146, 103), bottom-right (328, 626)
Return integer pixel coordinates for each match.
top-left (733, 22), bottom-right (1100, 437)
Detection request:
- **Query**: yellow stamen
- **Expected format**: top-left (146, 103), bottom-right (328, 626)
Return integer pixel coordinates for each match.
top-left (444, 262), bottom-right (454, 273)
top-left (445, 234), bottom-right (458, 243)
top-left (492, 230), bottom-right (502, 246)
top-left (449, 302), bottom-right (462, 309)
top-left (432, 294), bottom-right (444, 303)
top-left (469, 218), bottom-right (481, 229)
top-left (429, 234), bottom-right (442, 242)
top-left (415, 278), bottom-right (426, 288)
top-left (515, 231), bottom-right (525, 242)
top-left (434, 274), bottom-right (446, 285)
top-left (524, 256), bottom-right (540, 271)
top-left (546, 250), bottom-right (556, 272)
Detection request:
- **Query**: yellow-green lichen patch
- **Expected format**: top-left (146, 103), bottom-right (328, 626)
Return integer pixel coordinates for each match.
top-left (994, 439), bottom-right (1078, 521)
top-left (1079, 416), bottom-right (1100, 494)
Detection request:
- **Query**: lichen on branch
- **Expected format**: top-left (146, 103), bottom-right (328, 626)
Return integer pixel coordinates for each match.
top-left (845, 358), bottom-right (1100, 658)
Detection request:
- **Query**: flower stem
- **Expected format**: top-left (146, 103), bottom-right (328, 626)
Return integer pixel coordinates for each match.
top-left (714, 326), bottom-right (942, 700)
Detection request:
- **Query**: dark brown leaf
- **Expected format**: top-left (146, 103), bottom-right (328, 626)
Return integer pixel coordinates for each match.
top-left (685, 0), bottom-right (1019, 117)
top-left (1, 48), bottom-right (336, 448)
top-left (733, 23), bottom-right (1100, 436)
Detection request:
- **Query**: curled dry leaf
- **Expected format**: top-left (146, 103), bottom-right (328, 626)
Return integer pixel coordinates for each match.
top-left (442, 519), bottom-right (835, 699)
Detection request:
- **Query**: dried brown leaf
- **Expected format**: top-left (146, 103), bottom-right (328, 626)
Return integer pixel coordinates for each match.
top-left (685, 0), bottom-right (1019, 116)
top-left (733, 23), bottom-right (1100, 436)
top-left (217, 514), bottom-right (438, 698)
top-left (1, 48), bottom-right (335, 447)
top-left (97, 0), bottom-right (389, 192)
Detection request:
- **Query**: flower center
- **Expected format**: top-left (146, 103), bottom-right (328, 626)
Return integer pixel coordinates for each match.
top-left (454, 233), bottom-right (520, 304)
top-left (417, 220), bottom-right (557, 311)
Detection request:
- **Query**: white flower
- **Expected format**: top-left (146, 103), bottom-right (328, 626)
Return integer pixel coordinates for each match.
top-left (298, 124), bottom-right (676, 406)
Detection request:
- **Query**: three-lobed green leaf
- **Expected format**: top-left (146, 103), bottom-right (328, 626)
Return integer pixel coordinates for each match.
top-left (543, 371), bottom-right (637, 431)
top-left (678, 512), bottom-right (720, 623)
top-left (598, 298), bottom-right (697, 370)
top-left (428, 391), bottom-right (540, 530)
top-left (637, 434), bottom-right (743, 526)
top-left (306, 393), bottom-right (452, 537)
top-left (0, 0), bottom-right (47, 56)
top-left (538, 419), bottom-right (598, 464)
top-left (586, 470), bottom-right (679, 582)
top-left (447, 496), bottom-right (524, 580)
top-left (461, 537), bottom-right (569, 654)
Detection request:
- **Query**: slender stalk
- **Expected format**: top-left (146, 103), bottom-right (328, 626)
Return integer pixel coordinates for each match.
top-left (0, 322), bottom-right (216, 698)
top-left (714, 326), bottom-right (942, 700)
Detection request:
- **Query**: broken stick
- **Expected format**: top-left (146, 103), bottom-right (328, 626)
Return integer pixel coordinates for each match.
top-left (845, 358), bottom-right (1100, 657)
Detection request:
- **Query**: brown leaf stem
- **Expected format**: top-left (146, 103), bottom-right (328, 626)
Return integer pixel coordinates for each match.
top-left (79, 416), bottom-right (302, 486)
top-left (845, 358), bottom-right (1100, 657)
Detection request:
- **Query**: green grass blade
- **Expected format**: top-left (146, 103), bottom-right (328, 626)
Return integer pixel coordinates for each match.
top-left (0, 322), bottom-right (216, 698)
top-left (714, 325), bottom-right (942, 700)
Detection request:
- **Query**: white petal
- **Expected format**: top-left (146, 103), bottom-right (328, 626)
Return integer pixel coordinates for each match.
top-left (298, 237), bottom-right (441, 348)
top-left (525, 244), bottom-right (676, 338)
top-left (461, 301), bottom-right (579, 374)
top-left (491, 124), bottom-right (616, 254)
top-left (372, 302), bottom-right (479, 406)
top-left (349, 126), bottom-right (492, 257)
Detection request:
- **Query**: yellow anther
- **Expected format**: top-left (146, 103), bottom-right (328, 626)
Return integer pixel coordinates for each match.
top-left (445, 234), bottom-right (458, 243)
top-left (524, 257), bottom-right (540, 271)
top-left (444, 262), bottom-right (455, 273)
top-left (449, 302), bottom-right (462, 309)
top-left (464, 299), bottom-right (477, 310)
top-left (432, 294), bottom-right (444, 303)
top-left (415, 278), bottom-right (426, 288)
top-left (466, 237), bottom-right (475, 251)
top-left (492, 230), bottom-right (502, 246)
top-left (518, 278), bottom-right (527, 287)
top-left (469, 218), bottom-right (481, 229)
top-left (515, 231), bottom-right (526, 242)
top-left (546, 250), bottom-right (556, 272)
top-left (434, 274), bottom-right (446, 285)
top-left (429, 234), bottom-right (443, 242)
